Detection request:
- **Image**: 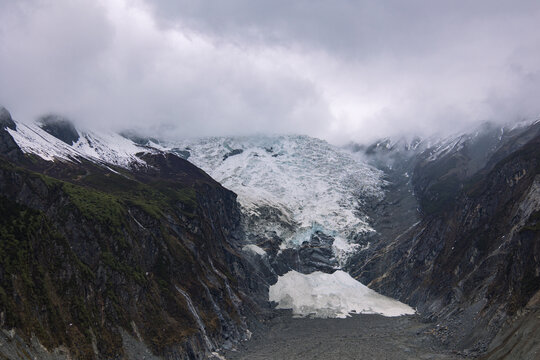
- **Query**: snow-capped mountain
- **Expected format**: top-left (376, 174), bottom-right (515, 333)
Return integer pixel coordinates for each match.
top-left (157, 135), bottom-right (387, 264)
top-left (5, 111), bottom-right (389, 267)
top-left (5, 110), bottom-right (389, 267)
top-left (4, 103), bottom-right (540, 358)
top-left (3, 109), bottom-right (416, 321)
top-left (6, 115), bottom-right (158, 169)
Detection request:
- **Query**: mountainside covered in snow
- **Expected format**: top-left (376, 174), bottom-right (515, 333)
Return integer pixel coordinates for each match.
top-left (155, 135), bottom-right (386, 266)
top-left (5, 113), bottom-right (156, 169)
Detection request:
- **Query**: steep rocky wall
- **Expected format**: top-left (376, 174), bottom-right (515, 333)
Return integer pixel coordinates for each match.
top-left (354, 127), bottom-right (540, 355)
top-left (0, 121), bottom-right (265, 359)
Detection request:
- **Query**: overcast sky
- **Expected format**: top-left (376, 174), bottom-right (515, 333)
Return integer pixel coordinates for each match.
top-left (1, 0), bottom-right (540, 144)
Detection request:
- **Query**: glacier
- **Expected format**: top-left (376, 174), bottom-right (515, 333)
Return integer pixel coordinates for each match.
top-left (160, 135), bottom-right (386, 263)
top-left (160, 135), bottom-right (418, 319)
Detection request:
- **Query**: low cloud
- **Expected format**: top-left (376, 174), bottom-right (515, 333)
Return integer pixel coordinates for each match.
top-left (1, 0), bottom-right (540, 144)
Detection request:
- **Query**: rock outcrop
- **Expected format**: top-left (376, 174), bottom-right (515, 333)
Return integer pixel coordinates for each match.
top-left (39, 115), bottom-right (80, 145)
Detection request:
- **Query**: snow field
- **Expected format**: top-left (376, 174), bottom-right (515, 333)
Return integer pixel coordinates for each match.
top-left (269, 270), bottom-right (415, 318)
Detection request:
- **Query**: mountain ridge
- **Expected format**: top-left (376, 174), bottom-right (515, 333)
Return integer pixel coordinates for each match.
top-left (351, 121), bottom-right (540, 358)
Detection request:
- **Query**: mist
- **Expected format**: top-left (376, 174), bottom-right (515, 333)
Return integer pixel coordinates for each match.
top-left (1, 0), bottom-right (540, 144)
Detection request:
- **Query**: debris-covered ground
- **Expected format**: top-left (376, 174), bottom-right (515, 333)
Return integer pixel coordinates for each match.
top-left (225, 312), bottom-right (464, 360)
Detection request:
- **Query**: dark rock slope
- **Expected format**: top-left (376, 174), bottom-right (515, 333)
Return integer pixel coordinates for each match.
top-left (0, 109), bottom-right (267, 359)
top-left (353, 122), bottom-right (540, 358)
top-left (38, 114), bottom-right (80, 145)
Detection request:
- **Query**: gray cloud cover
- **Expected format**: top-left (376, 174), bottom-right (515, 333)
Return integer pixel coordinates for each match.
top-left (1, 0), bottom-right (539, 144)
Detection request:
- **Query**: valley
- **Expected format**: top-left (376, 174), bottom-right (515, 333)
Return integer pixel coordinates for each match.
top-left (1, 107), bottom-right (540, 359)
top-left (225, 312), bottom-right (461, 360)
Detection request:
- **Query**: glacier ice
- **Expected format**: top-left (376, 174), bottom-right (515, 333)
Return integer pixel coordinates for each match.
top-left (162, 135), bottom-right (386, 263)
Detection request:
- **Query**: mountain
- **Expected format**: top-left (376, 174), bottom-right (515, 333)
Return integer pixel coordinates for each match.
top-left (0, 108), bottom-right (269, 359)
top-left (0, 109), bottom-right (420, 358)
top-left (2, 104), bottom-right (540, 359)
top-left (350, 121), bottom-right (540, 358)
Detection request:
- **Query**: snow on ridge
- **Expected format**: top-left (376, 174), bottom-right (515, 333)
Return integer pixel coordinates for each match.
top-left (72, 131), bottom-right (149, 168)
top-left (423, 119), bottom-right (540, 163)
top-left (7, 122), bottom-right (81, 162)
top-left (7, 120), bottom-right (154, 168)
top-left (269, 270), bottom-right (415, 318)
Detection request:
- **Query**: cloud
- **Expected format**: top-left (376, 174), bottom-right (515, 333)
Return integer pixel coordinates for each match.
top-left (1, 0), bottom-right (540, 144)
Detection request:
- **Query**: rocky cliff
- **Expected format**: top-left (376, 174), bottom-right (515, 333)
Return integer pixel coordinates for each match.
top-left (0, 108), bottom-right (267, 359)
top-left (353, 122), bottom-right (540, 358)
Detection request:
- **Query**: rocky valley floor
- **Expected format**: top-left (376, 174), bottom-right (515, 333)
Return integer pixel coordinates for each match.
top-left (224, 312), bottom-right (464, 360)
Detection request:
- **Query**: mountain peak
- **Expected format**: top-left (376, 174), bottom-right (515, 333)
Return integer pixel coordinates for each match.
top-left (38, 114), bottom-right (80, 145)
top-left (0, 107), bottom-right (16, 131)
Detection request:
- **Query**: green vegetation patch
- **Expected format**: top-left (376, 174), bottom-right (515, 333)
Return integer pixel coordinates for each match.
top-left (101, 251), bottom-right (146, 284)
top-left (78, 172), bottom-right (198, 220)
top-left (62, 182), bottom-right (126, 229)
top-left (0, 196), bottom-right (74, 349)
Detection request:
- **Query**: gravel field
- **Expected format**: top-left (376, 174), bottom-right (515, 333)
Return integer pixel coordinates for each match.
top-left (224, 312), bottom-right (464, 360)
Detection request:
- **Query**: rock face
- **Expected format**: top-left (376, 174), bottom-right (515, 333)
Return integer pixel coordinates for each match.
top-left (0, 107), bottom-right (16, 130)
top-left (0, 113), bottom-right (268, 359)
top-left (39, 114), bottom-right (80, 145)
top-left (352, 122), bottom-right (540, 357)
top-left (0, 107), bottom-right (20, 162)
top-left (345, 137), bottom-right (424, 279)
top-left (271, 231), bottom-right (339, 276)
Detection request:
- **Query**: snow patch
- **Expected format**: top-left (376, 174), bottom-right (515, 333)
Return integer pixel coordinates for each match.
top-left (242, 244), bottom-right (266, 256)
top-left (7, 120), bottom-right (152, 168)
top-left (210, 352), bottom-right (227, 360)
top-left (269, 270), bottom-right (415, 318)
top-left (72, 131), bottom-right (148, 168)
top-left (7, 122), bottom-right (81, 162)
top-left (331, 237), bottom-right (359, 265)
